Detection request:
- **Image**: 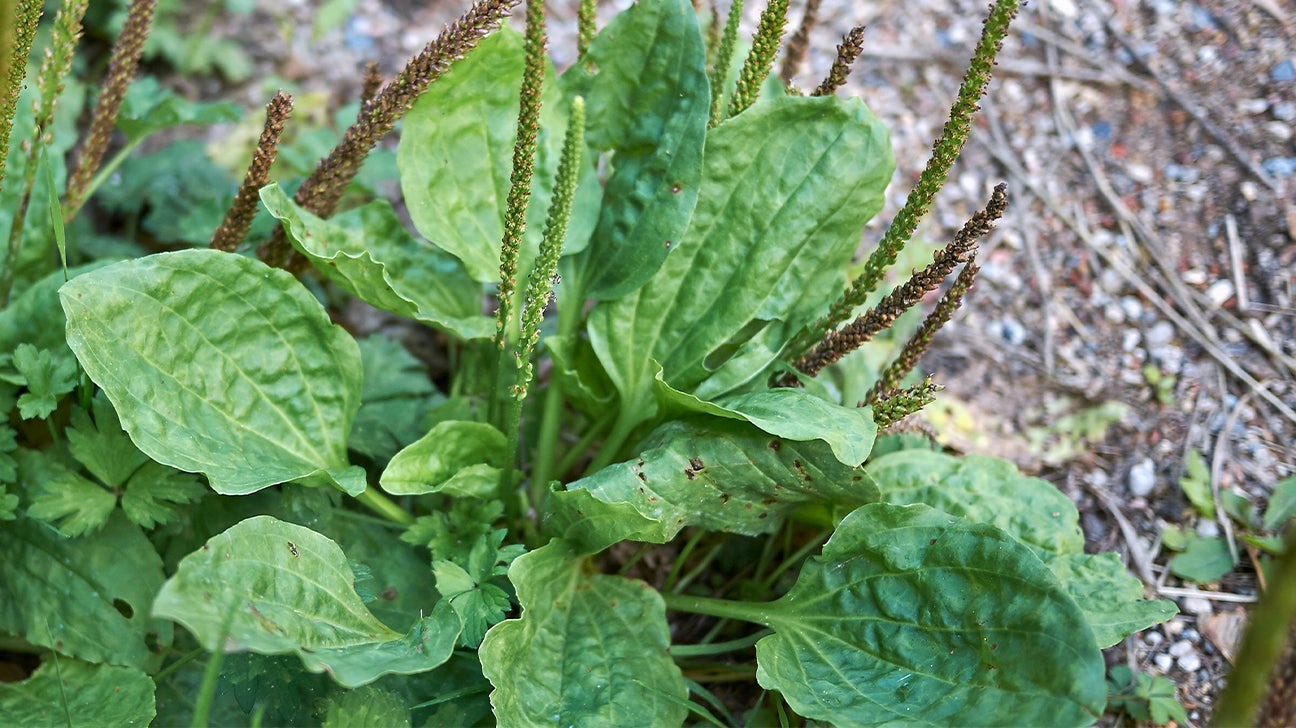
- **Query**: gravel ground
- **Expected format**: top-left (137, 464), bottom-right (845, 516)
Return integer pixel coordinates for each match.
top-left (173, 0), bottom-right (1293, 723)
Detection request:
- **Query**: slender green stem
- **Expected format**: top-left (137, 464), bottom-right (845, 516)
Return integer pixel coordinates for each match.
top-left (760, 530), bottom-right (827, 591)
top-left (66, 139), bottom-right (141, 220)
top-left (191, 611), bottom-right (234, 728)
top-left (670, 629), bottom-right (772, 657)
top-left (354, 488), bottom-right (413, 527)
top-left (584, 407), bottom-right (641, 475)
top-left (553, 408), bottom-right (616, 478)
top-left (663, 529), bottom-right (707, 593)
top-left (662, 592), bottom-right (774, 626)
top-left (673, 540), bottom-right (726, 594)
top-left (153, 648), bottom-right (205, 683)
top-left (1213, 529), bottom-right (1296, 725)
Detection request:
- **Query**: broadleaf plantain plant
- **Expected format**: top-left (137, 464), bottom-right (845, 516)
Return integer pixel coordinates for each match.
top-left (0, 0), bottom-right (1183, 724)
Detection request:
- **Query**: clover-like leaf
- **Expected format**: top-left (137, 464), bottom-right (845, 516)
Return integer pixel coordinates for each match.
top-left (11, 343), bottom-right (78, 420)
top-left (480, 541), bottom-right (687, 726)
top-left (752, 503), bottom-right (1106, 726)
top-left (152, 516), bottom-right (461, 688)
top-left (61, 250), bottom-right (365, 496)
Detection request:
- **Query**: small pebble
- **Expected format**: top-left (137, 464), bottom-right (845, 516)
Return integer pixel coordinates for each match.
top-left (1147, 320), bottom-right (1175, 347)
top-left (1183, 628), bottom-right (1200, 641)
top-left (1122, 329), bottom-right (1142, 352)
top-left (1182, 597), bottom-right (1214, 615)
top-left (1207, 280), bottom-right (1235, 306)
top-left (1169, 639), bottom-right (1194, 658)
top-left (1145, 631), bottom-right (1165, 647)
top-left (1127, 164), bottom-right (1154, 184)
top-left (1130, 458), bottom-right (1157, 497)
top-left (1154, 653), bottom-right (1174, 672)
top-left (1239, 98), bottom-right (1269, 114)
top-left (1165, 620), bottom-right (1185, 637)
top-left (1196, 520), bottom-right (1220, 538)
top-left (1274, 101), bottom-right (1296, 121)
top-left (1178, 652), bottom-right (1202, 672)
top-left (1265, 122), bottom-right (1292, 141)
top-left (1271, 58), bottom-right (1296, 83)
top-left (1164, 163), bottom-right (1200, 183)
top-left (1120, 296), bottom-right (1144, 320)
top-left (1263, 156), bottom-right (1296, 178)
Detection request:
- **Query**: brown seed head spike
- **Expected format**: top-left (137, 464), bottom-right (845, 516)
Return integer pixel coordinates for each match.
top-left (779, 0), bottom-right (822, 85)
top-left (211, 91), bottom-right (293, 253)
top-left (866, 254), bottom-right (981, 405)
top-left (360, 61), bottom-right (383, 105)
top-left (65, 0), bottom-right (157, 218)
top-left (783, 183), bottom-right (1006, 385)
top-left (812, 24), bottom-right (864, 97)
top-left (264, 0), bottom-right (518, 270)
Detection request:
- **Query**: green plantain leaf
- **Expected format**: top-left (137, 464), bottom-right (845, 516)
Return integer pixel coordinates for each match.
top-left (753, 503), bottom-right (1105, 726)
top-left (0, 511), bottom-right (169, 670)
top-left (0, 659), bottom-right (155, 727)
top-left (261, 184), bottom-right (493, 340)
top-left (379, 421), bottom-right (509, 497)
top-left (588, 95), bottom-right (892, 427)
top-left (322, 685), bottom-right (411, 728)
top-left (867, 449), bottom-right (1085, 556)
top-left (546, 417), bottom-right (880, 553)
top-left (60, 250), bottom-right (366, 496)
top-left (479, 541), bottom-right (687, 726)
top-left (398, 29), bottom-right (597, 283)
top-left (1042, 552), bottom-right (1177, 649)
top-left (152, 516), bottom-right (461, 688)
top-left (349, 335), bottom-right (443, 463)
top-left (560, 0), bottom-right (709, 300)
top-left (654, 368), bottom-right (876, 466)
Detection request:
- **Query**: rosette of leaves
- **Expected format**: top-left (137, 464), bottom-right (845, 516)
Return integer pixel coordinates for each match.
top-left (1, 0), bottom-right (1177, 724)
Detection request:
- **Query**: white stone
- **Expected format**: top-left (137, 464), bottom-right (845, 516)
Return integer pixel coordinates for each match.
top-left (1177, 652), bottom-right (1202, 672)
top-left (1169, 639), bottom-right (1194, 658)
top-left (1182, 597), bottom-right (1214, 615)
top-left (1207, 280), bottom-right (1235, 307)
top-left (1196, 520), bottom-right (1220, 538)
top-left (1129, 458), bottom-right (1157, 497)
top-left (1147, 321), bottom-right (1176, 347)
top-left (1144, 631), bottom-right (1164, 647)
top-left (1154, 653), bottom-right (1174, 672)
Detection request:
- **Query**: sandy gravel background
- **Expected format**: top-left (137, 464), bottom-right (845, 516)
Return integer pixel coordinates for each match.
top-left (164, 0), bottom-right (1295, 722)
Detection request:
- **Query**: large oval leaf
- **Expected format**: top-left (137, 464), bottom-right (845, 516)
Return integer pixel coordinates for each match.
top-left (0, 512), bottom-right (167, 670)
top-left (398, 29), bottom-right (596, 283)
top-left (0, 659), bottom-right (155, 727)
top-left (60, 249), bottom-right (365, 496)
top-left (753, 503), bottom-right (1106, 726)
top-left (867, 449), bottom-right (1084, 556)
top-left (480, 541), bottom-right (687, 726)
top-left (546, 417), bottom-right (880, 553)
top-left (561, 0), bottom-right (710, 299)
top-left (261, 184), bottom-right (492, 340)
top-left (654, 367), bottom-right (876, 466)
top-left (379, 420), bottom-right (509, 497)
top-left (152, 516), bottom-right (460, 688)
top-left (588, 94), bottom-right (893, 425)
